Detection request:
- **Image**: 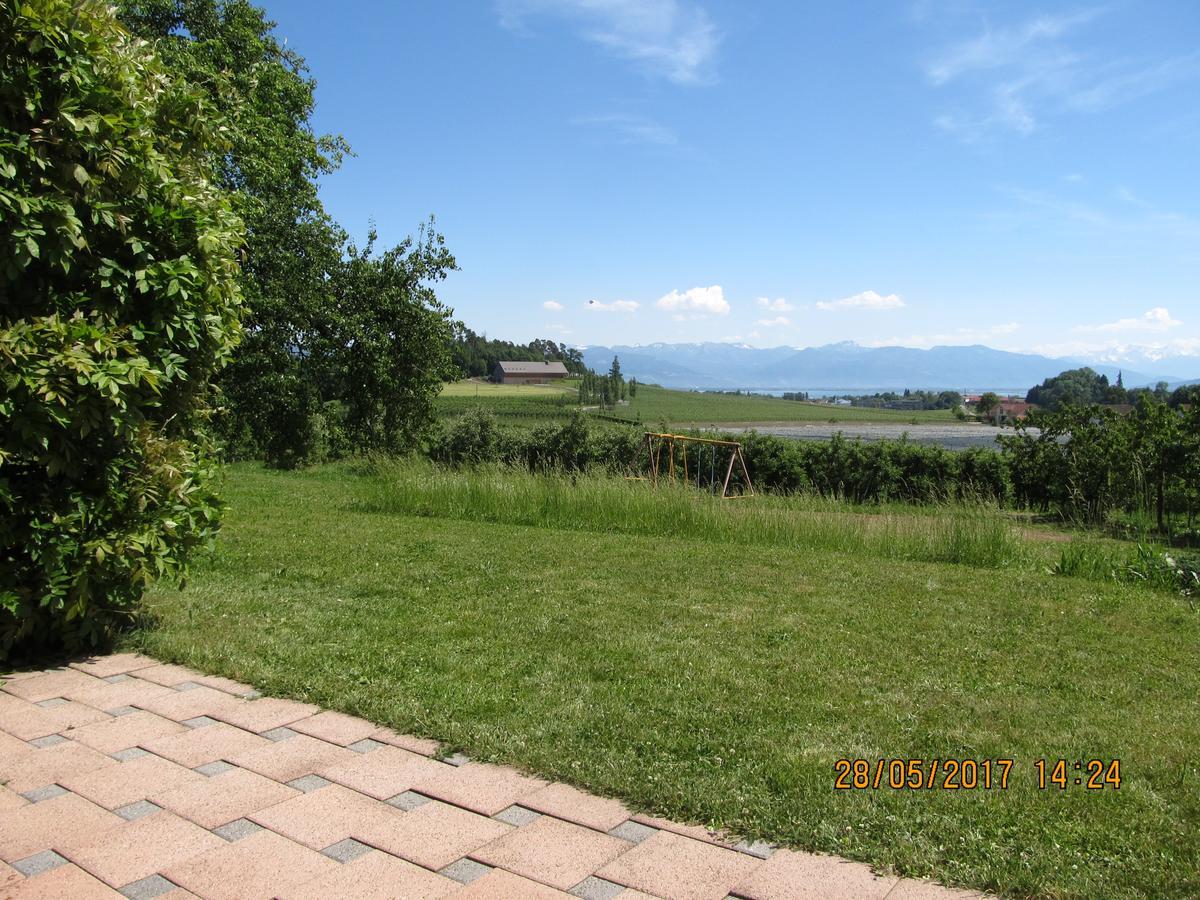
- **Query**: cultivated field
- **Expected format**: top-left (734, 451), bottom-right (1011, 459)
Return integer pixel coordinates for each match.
top-left (436, 380), bottom-right (961, 428)
top-left (133, 462), bottom-right (1200, 900)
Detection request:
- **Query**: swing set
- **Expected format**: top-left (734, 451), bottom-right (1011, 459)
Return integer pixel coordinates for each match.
top-left (643, 432), bottom-right (754, 498)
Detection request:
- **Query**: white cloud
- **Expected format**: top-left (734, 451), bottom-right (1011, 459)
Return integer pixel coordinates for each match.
top-left (498, 0), bottom-right (720, 84)
top-left (925, 10), bottom-right (1200, 141)
top-left (815, 290), bottom-right (905, 312)
top-left (1075, 307), bottom-right (1182, 335)
top-left (543, 300), bottom-right (564, 311)
top-left (1031, 337), bottom-right (1200, 362)
top-left (655, 284), bottom-right (730, 317)
top-left (756, 316), bottom-right (790, 327)
top-left (586, 299), bottom-right (640, 313)
top-left (755, 297), bottom-right (793, 312)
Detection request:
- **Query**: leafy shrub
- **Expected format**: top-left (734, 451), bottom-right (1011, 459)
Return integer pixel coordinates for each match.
top-left (0, 2), bottom-right (243, 661)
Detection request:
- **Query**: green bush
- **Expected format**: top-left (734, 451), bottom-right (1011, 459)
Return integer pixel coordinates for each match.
top-left (0, 1), bottom-right (243, 661)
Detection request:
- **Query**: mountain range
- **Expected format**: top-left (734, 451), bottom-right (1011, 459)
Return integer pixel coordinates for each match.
top-left (579, 342), bottom-right (1198, 393)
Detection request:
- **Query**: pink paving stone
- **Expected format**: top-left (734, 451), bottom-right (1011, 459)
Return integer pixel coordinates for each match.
top-left (0, 792), bottom-right (123, 862)
top-left (135, 684), bottom-right (244, 722)
top-left (163, 828), bottom-right (339, 900)
top-left (317, 745), bottom-right (448, 800)
top-left (62, 676), bottom-right (175, 712)
top-left (211, 697), bottom-right (320, 733)
top-left (229, 732), bottom-right (356, 783)
top-left (152, 766), bottom-right (299, 829)
top-left (453, 869), bottom-right (577, 899)
top-left (69, 653), bottom-right (158, 678)
top-left (520, 781), bottom-right (632, 832)
top-left (249, 783), bottom-right (400, 850)
top-left (411, 760), bottom-right (549, 816)
top-left (0, 740), bottom-right (115, 793)
top-left (473, 814), bottom-right (633, 891)
top-left (352, 799), bottom-right (511, 871)
top-left (0, 863), bottom-right (124, 899)
top-left (134, 663), bottom-right (205, 687)
top-left (289, 710), bottom-right (378, 746)
top-left (280, 849), bottom-right (459, 900)
top-left (192, 673), bottom-right (258, 696)
top-left (631, 812), bottom-right (739, 848)
top-left (884, 879), bottom-right (990, 899)
top-left (0, 728), bottom-right (29, 758)
top-left (63, 810), bottom-right (225, 888)
top-left (0, 667), bottom-right (105, 702)
top-left (0, 697), bottom-right (112, 740)
top-left (596, 829), bottom-right (761, 900)
top-left (141, 722), bottom-right (271, 767)
top-left (63, 709), bottom-right (186, 754)
top-left (370, 727), bottom-right (440, 756)
top-left (60, 753), bottom-right (205, 809)
top-left (0, 786), bottom-right (28, 812)
top-left (732, 848), bottom-right (898, 900)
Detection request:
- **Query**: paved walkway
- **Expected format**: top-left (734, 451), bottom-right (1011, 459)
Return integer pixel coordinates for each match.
top-left (0, 654), bottom-right (984, 900)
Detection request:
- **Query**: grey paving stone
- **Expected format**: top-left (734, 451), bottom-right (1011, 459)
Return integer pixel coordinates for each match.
top-left (111, 747), bottom-right (150, 761)
top-left (385, 790), bottom-right (431, 811)
top-left (439, 858), bottom-right (491, 885)
top-left (173, 681), bottom-right (201, 692)
top-left (286, 774), bottom-right (332, 793)
top-left (608, 820), bottom-right (658, 844)
top-left (213, 818), bottom-right (263, 842)
top-left (104, 673), bottom-right (133, 684)
top-left (106, 705), bottom-right (138, 717)
top-left (29, 734), bottom-right (67, 748)
top-left (569, 875), bottom-right (627, 900)
top-left (493, 805), bottom-right (541, 827)
top-left (13, 850), bottom-right (68, 877)
top-left (442, 752), bottom-right (470, 767)
top-left (115, 800), bottom-right (161, 821)
top-left (195, 760), bottom-right (234, 777)
top-left (21, 784), bottom-right (67, 803)
top-left (733, 839), bottom-right (775, 859)
top-left (35, 697), bottom-right (68, 708)
top-left (182, 715), bottom-right (217, 729)
top-left (261, 726), bottom-right (298, 742)
top-left (119, 873), bottom-right (179, 899)
top-left (347, 738), bottom-right (383, 754)
top-left (321, 838), bottom-right (374, 863)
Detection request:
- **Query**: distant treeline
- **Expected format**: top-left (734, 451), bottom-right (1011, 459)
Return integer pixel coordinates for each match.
top-left (1025, 367), bottom-right (1184, 411)
top-left (451, 325), bottom-right (586, 378)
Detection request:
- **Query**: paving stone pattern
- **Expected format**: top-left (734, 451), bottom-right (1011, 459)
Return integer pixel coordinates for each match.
top-left (0, 654), bottom-right (987, 899)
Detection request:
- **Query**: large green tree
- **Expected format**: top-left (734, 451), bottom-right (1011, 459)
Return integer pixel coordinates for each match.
top-left (1, 0), bottom-right (243, 658)
top-left (118, 0), bottom-right (346, 463)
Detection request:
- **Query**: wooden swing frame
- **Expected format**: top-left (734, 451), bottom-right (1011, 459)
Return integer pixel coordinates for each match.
top-left (643, 432), bottom-right (754, 498)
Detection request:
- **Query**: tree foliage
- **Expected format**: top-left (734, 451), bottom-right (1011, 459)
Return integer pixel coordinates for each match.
top-left (450, 326), bottom-right (585, 379)
top-left (0, 0), bottom-right (243, 659)
top-left (118, 0), bottom-right (459, 467)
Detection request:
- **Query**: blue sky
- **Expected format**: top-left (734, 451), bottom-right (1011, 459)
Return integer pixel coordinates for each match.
top-left (272, 1), bottom-right (1200, 363)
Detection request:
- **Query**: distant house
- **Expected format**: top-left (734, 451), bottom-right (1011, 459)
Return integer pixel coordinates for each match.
top-left (492, 360), bottom-right (569, 384)
top-left (991, 399), bottom-right (1034, 424)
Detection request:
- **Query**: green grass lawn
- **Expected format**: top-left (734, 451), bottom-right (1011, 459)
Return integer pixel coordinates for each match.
top-left (131, 463), bottom-right (1200, 899)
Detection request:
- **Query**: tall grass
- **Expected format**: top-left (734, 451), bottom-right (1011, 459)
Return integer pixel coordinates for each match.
top-left (357, 459), bottom-right (1027, 570)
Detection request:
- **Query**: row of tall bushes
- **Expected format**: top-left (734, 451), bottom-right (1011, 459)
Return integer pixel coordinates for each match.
top-left (429, 400), bottom-right (1200, 537)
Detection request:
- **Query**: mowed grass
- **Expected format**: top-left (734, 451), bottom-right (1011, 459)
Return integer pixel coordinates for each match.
top-left (621, 384), bottom-right (958, 426)
top-left (133, 463), bottom-right (1200, 899)
top-left (439, 378), bottom-right (578, 397)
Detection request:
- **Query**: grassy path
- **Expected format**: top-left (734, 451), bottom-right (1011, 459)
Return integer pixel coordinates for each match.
top-left (134, 465), bottom-right (1200, 899)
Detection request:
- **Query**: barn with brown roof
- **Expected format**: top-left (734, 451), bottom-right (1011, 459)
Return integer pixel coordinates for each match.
top-left (492, 360), bottom-right (570, 384)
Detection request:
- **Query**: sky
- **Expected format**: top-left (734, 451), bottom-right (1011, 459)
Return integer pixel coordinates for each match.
top-left (270, 1), bottom-right (1200, 363)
